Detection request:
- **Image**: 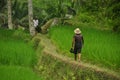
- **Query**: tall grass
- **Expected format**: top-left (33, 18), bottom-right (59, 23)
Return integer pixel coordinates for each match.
top-left (49, 25), bottom-right (120, 71)
top-left (0, 28), bottom-right (43, 80)
top-left (0, 65), bottom-right (43, 80)
top-left (0, 29), bottom-right (36, 67)
top-left (0, 40), bottom-right (36, 66)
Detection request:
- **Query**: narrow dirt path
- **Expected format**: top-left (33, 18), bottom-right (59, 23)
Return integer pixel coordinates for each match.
top-left (36, 33), bottom-right (120, 80)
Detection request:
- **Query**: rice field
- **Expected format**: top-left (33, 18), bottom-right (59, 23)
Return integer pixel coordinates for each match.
top-left (49, 25), bottom-right (120, 72)
top-left (0, 65), bottom-right (43, 80)
top-left (0, 29), bottom-right (36, 67)
top-left (0, 28), bottom-right (43, 80)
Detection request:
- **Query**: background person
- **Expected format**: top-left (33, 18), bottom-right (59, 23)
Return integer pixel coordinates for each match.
top-left (33, 16), bottom-right (39, 33)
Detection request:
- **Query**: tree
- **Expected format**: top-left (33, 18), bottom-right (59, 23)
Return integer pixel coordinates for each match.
top-left (7, 0), bottom-right (13, 29)
top-left (28, 0), bottom-right (35, 36)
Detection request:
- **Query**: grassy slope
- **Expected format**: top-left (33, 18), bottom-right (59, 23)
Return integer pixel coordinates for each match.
top-left (49, 25), bottom-right (120, 72)
top-left (0, 28), bottom-right (43, 80)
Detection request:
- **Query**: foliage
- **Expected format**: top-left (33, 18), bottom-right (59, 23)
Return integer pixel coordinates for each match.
top-left (32, 0), bottom-right (71, 26)
top-left (77, 0), bottom-right (120, 32)
top-left (107, 3), bottom-right (120, 32)
top-left (0, 0), bottom-right (7, 11)
top-left (0, 13), bottom-right (8, 28)
top-left (1, 0), bottom-right (120, 31)
top-left (0, 0), bottom-right (7, 27)
top-left (0, 0), bottom-right (29, 29)
top-left (64, 12), bottom-right (111, 30)
top-left (12, 0), bottom-right (28, 28)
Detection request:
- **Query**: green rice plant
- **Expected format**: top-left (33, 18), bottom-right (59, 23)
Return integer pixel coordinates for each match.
top-left (49, 26), bottom-right (74, 56)
top-left (0, 28), bottom-right (43, 80)
top-left (49, 25), bottom-right (120, 71)
top-left (0, 65), bottom-right (43, 80)
top-left (0, 40), bottom-right (37, 67)
top-left (0, 28), bottom-right (37, 67)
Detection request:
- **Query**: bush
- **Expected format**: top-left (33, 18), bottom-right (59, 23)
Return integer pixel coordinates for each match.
top-left (112, 18), bottom-right (120, 32)
top-left (77, 13), bottom-right (93, 23)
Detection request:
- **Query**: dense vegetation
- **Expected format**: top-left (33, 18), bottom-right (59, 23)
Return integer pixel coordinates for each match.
top-left (0, 28), bottom-right (43, 80)
top-left (0, 0), bottom-right (120, 31)
top-left (0, 0), bottom-right (120, 80)
top-left (49, 25), bottom-right (120, 72)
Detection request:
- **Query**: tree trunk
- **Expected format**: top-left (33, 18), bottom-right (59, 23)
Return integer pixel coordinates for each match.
top-left (28, 0), bottom-right (35, 36)
top-left (7, 0), bottom-right (13, 29)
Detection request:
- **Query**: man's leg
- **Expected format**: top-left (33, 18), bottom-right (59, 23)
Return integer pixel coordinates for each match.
top-left (78, 53), bottom-right (81, 62)
top-left (74, 54), bottom-right (77, 61)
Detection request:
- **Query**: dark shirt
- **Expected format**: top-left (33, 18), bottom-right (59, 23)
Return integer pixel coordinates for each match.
top-left (74, 34), bottom-right (84, 48)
